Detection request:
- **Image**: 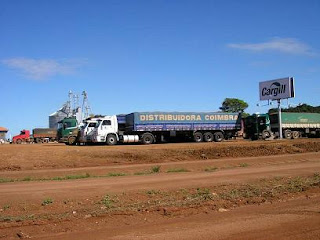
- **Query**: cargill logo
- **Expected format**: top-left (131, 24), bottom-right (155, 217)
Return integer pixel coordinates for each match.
top-left (262, 82), bottom-right (286, 97)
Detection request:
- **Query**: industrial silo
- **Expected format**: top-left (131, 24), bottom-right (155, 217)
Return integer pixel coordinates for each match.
top-left (49, 105), bottom-right (68, 129)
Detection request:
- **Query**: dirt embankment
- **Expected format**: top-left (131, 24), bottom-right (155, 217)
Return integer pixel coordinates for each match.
top-left (0, 139), bottom-right (319, 171)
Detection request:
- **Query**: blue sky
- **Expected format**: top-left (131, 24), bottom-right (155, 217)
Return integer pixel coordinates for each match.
top-left (1, 0), bottom-right (319, 136)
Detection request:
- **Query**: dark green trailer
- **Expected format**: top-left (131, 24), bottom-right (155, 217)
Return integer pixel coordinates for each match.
top-left (244, 112), bottom-right (320, 140)
top-left (269, 112), bottom-right (320, 139)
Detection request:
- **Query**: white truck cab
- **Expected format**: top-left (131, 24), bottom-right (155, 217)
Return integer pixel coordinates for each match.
top-left (79, 119), bottom-right (99, 143)
top-left (91, 115), bottom-right (119, 145)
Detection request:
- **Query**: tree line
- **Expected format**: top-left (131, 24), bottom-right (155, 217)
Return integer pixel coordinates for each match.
top-left (219, 98), bottom-right (320, 116)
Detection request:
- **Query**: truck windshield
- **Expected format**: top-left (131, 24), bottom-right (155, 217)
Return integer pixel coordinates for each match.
top-left (258, 117), bottom-right (266, 125)
top-left (80, 123), bottom-right (87, 130)
top-left (88, 122), bottom-right (97, 127)
top-left (64, 122), bottom-right (74, 128)
top-left (95, 120), bottom-right (102, 128)
top-left (269, 114), bottom-right (278, 124)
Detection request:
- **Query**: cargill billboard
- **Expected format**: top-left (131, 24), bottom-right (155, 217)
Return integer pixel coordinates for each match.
top-left (259, 77), bottom-right (295, 101)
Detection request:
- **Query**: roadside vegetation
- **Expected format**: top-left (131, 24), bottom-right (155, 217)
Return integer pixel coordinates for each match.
top-left (2, 173), bottom-right (319, 223)
top-left (166, 168), bottom-right (190, 173)
top-left (0, 163), bottom-right (255, 183)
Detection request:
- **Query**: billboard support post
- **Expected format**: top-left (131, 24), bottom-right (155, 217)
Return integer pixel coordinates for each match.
top-left (277, 99), bottom-right (282, 139)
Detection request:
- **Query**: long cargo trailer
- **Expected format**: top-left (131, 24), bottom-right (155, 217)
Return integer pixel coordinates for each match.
top-left (124, 112), bottom-right (240, 131)
top-left (90, 112), bottom-right (241, 145)
top-left (270, 112), bottom-right (320, 138)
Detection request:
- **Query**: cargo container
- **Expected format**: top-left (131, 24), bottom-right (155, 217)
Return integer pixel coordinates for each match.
top-left (90, 112), bottom-right (241, 145)
top-left (244, 112), bottom-right (320, 140)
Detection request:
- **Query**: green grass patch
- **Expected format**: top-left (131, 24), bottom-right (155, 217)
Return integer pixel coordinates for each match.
top-left (204, 166), bottom-right (218, 172)
top-left (192, 188), bottom-right (214, 200)
top-left (0, 214), bottom-right (35, 222)
top-left (166, 168), bottom-right (190, 173)
top-left (49, 173), bottom-right (91, 181)
top-left (42, 198), bottom-right (54, 206)
top-left (3, 204), bottom-right (10, 211)
top-left (151, 165), bottom-right (161, 173)
top-left (0, 178), bottom-right (14, 183)
top-left (134, 166), bottom-right (162, 176)
top-left (239, 163), bottom-right (249, 168)
top-left (100, 194), bottom-right (115, 208)
top-left (106, 172), bottom-right (127, 177)
top-left (134, 171), bottom-right (151, 176)
top-left (146, 189), bottom-right (161, 195)
top-left (22, 176), bottom-right (32, 181)
top-left (66, 173), bottom-right (90, 180)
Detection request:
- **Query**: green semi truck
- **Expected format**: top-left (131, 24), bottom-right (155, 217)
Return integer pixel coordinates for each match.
top-left (57, 117), bottom-right (79, 145)
top-left (244, 112), bottom-right (320, 140)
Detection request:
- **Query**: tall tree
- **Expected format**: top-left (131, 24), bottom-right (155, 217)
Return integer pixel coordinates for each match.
top-left (220, 98), bottom-right (248, 113)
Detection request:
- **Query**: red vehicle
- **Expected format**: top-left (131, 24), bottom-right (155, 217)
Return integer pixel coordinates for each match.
top-left (12, 130), bottom-right (31, 144)
top-left (12, 128), bottom-right (57, 144)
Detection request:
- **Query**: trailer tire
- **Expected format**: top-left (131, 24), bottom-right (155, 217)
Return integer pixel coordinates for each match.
top-left (262, 130), bottom-right (272, 140)
top-left (16, 139), bottom-right (22, 144)
top-left (68, 136), bottom-right (77, 145)
top-left (193, 132), bottom-right (203, 143)
top-left (35, 138), bottom-right (42, 144)
top-left (106, 134), bottom-right (117, 145)
top-left (292, 131), bottom-right (300, 139)
top-left (203, 132), bottom-right (214, 142)
top-left (141, 133), bottom-right (154, 145)
top-left (284, 130), bottom-right (292, 139)
top-left (213, 132), bottom-right (224, 142)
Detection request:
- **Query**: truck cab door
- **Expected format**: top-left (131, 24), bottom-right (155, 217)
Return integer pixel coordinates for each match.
top-left (101, 120), bottom-right (114, 135)
top-left (257, 116), bottom-right (267, 133)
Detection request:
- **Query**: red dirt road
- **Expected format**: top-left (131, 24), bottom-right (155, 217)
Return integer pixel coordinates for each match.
top-left (35, 194), bottom-right (320, 240)
top-left (1, 140), bottom-right (320, 239)
top-left (1, 155), bottom-right (320, 202)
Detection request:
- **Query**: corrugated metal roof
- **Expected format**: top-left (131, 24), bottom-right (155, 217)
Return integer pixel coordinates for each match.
top-left (0, 127), bottom-right (8, 132)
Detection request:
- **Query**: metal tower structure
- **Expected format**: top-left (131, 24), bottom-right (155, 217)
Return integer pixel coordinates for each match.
top-left (82, 91), bottom-right (91, 120)
top-left (49, 90), bottom-right (91, 128)
top-left (73, 94), bottom-right (80, 114)
top-left (66, 90), bottom-right (73, 117)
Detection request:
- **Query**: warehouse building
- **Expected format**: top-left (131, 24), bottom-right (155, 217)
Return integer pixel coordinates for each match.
top-left (0, 127), bottom-right (8, 142)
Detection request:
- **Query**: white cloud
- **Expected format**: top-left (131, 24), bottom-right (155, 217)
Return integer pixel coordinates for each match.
top-left (227, 38), bottom-right (316, 56)
top-left (1, 58), bottom-right (87, 80)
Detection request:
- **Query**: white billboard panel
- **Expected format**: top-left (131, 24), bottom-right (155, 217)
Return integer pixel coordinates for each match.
top-left (259, 77), bottom-right (295, 101)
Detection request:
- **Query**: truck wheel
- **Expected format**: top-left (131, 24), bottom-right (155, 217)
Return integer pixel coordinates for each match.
top-left (106, 134), bottom-right (118, 145)
top-left (283, 130), bottom-right (292, 139)
top-left (203, 132), bottom-right (214, 142)
top-left (292, 131), bottom-right (300, 139)
top-left (262, 130), bottom-right (272, 140)
top-left (68, 136), bottom-right (77, 145)
top-left (193, 132), bottom-right (203, 142)
top-left (141, 133), bottom-right (154, 144)
top-left (213, 132), bottom-right (224, 142)
top-left (16, 139), bottom-right (22, 144)
top-left (35, 138), bottom-right (42, 144)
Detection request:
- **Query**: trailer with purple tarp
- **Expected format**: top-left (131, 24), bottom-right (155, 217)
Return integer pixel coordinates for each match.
top-left (116, 112), bottom-right (241, 144)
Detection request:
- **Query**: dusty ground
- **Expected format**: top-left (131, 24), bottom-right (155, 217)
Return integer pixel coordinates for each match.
top-left (0, 139), bottom-right (320, 239)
